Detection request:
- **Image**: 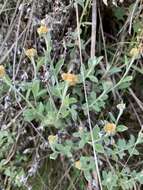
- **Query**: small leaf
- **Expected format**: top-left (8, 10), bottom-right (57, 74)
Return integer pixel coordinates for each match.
top-left (70, 107), bottom-right (77, 121)
top-left (118, 82), bottom-right (132, 89)
top-left (95, 144), bottom-right (104, 153)
top-left (88, 75), bottom-right (98, 83)
top-left (23, 109), bottom-right (35, 122)
top-left (108, 67), bottom-right (121, 75)
top-left (113, 7), bottom-right (126, 21)
top-left (37, 89), bottom-right (47, 98)
top-left (50, 152), bottom-right (58, 160)
top-left (37, 56), bottom-right (45, 71)
top-left (93, 126), bottom-right (100, 140)
top-left (55, 59), bottom-right (64, 75)
top-left (86, 56), bottom-right (103, 78)
top-left (132, 149), bottom-right (139, 155)
top-left (117, 125), bottom-right (128, 132)
top-left (84, 171), bottom-right (92, 182)
top-left (109, 112), bottom-right (116, 122)
top-left (76, 0), bottom-right (85, 8)
top-left (37, 102), bottom-right (44, 114)
top-left (122, 76), bottom-right (133, 83)
top-left (136, 172), bottom-right (143, 184)
top-left (31, 80), bottom-right (40, 98)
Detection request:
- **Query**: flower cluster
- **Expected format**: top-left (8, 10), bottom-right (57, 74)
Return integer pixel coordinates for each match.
top-left (104, 123), bottom-right (116, 135)
top-left (48, 135), bottom-right (58, 145)
top-left (37, 25), bottom-right (48, 35)
top-left (0, 65), bottom-right (5, 78)
top-left (61, 73), bottom-right (78, 86)
top-left (129, 43), bottom-right (143, 58)
top-left (25, 48), bottom-right (37, 59)
top-left (75, 160), bottom-right (82, 170)
top-left (129, 47), bottom-right (140, 58)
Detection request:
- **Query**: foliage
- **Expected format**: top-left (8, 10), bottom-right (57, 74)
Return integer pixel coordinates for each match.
top-left (0, 0), bottom-right (143, 190)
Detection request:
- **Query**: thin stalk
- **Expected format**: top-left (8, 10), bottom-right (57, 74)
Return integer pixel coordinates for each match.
top-left (91, 0), bottom-right (97, 58)
top-left (75, 3), bottom-right (103, 190)
top-left (56, 84), bottom-right (69, 120)
top-left (31, 57), bottom-right (37, 79)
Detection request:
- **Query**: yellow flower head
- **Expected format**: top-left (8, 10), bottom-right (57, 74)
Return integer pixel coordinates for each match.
top-left (75, 160), bottom-right (82, 170)
top-left (104, 123), bottom-right (116, 135)
top-left (25, 48), bottom-right (37, 59)
top-left (37, 25), bottom-right (48, 35)
top-left (62, 73), bottom-right (78, 86)
top-left (48, 135), bottom-right (58, 145)
top-left (0, 65), bottom-right (5, 78)
top-left (129, 47), bottom-right (140, 58)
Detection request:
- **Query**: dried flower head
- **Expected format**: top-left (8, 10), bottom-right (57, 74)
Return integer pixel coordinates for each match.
top-left (117, 103), bottom-right (125, 112)
top-left (25, 48), bottom-right (37, 59)
top-left (104, 123), bottom-right (116, 135)
top-left (37, 25), bottom-right (48, 35)
top-left (0, 65), bottom-right (5, 78)
top-left (62, 73), bottom-right (78, 86)
top-left (79, 126), bottom-right (84, 132)
top-left (75, 160), bottom-right (82, 170)
top-left (48, 135), bottom-right (58, 145)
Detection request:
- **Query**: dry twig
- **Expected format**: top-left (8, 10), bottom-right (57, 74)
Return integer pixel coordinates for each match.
top-left (91, 0), bottom-right (97, 58)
